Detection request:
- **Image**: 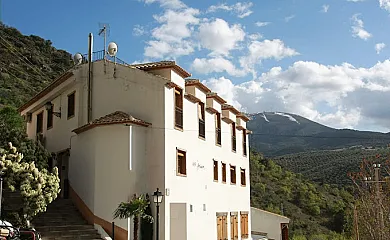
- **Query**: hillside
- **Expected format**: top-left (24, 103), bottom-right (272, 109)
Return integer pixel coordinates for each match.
top-left (273, 148), bottom-right (390, 186)
top-left (0, 23), bottom-right (73, 107)
top-left (250, 152), bottom-right (353, 239)
top-left (247, 112), bottom-right (390, 156)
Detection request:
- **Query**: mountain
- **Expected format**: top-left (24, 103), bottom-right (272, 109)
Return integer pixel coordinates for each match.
top-left (247, 112), bottom-right (390, 156)
top-left (0, 23), bottom-right (73, 107)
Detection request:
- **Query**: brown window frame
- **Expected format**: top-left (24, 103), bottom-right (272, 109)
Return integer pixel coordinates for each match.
top-left (198, 102), bottom-right (205, 139)
top-left (36, 111), bottom-right (43, 134)
top-left (47, 106), bottom-right (53, 130)
top-left (174, 88), bottom-right (183, 130)
top-left (241, 168), bottom-right (246, 186)
top-left (243, 129), bottom-right (247, 156)
top-left (240, 213), bottom-right (249, 238)
top-left (176, 148), bottom-right (187, 176)
top-left (67, 91), bottom-right (76, 119)
top-left (213, 160), bottom-right (218, 181)
top-left (230, 165), bottom-right (236, 185)
top-left (221, 162), bottom-right (227, 183)
top-left (215, 113), bottom-right (221, 146)
top-left (231, 122), bottom-right (236, 152)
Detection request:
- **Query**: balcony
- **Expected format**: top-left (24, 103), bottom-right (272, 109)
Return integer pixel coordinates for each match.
top-left (175, 107), bottom-right (183, 129)
top-left (232, 135), bottom-right (236, 152)
top-left (199, 119), bottom-right (205, 138)
top-left (216, 128), bottom-right (221, 145)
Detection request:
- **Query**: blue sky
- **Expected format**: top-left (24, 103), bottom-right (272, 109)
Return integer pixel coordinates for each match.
top-left (3, 0), bottom-right (390, 132)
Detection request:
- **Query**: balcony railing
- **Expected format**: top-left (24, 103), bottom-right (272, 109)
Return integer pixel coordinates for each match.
top-left (199, 119), bottom-right (205, 138)
top-left (243, 141), bottom-right (247, 156)
top-left (216, 128), bottom-right (221, 145)
top-left (81, 50), bottom-right (128, 65)
top-left (175, 107), bottom-right (183, 129)
top-left (232, 135), bottom-right (236, 152)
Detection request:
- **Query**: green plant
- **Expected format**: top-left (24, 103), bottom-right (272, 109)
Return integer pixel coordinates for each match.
top-left (114, 194), bottom-right (153, 240)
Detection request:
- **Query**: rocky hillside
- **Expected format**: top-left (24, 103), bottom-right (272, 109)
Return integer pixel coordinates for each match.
top-left (247, 112), bottom-right (390, 156)
top-left (0, 23), bottom-right (73, 107)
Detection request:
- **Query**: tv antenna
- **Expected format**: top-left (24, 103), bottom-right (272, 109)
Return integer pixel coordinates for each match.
top-left (98, 23), bottom-right (110, 60)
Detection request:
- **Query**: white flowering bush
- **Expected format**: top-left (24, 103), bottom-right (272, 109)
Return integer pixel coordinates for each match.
top-left (0, 142), bottom-right (60, 224)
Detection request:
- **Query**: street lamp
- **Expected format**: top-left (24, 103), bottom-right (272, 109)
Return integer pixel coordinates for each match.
top-left (152, 188), bottom-right (163, 240)
top-left (45, 102), bottom-right (61, 118)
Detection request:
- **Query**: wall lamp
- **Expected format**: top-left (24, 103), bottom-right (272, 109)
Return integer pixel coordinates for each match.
top-left (45, 102), bottom-right (61, 118)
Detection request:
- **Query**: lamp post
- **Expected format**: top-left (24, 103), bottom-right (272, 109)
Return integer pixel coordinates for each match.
top-left (152, 188), bottom-right (163, 240)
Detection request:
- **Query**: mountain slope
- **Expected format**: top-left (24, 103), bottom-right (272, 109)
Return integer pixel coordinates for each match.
top-left (248, 112), bottom-right (390, 156)
top-left (0, 23), bottom-right (73, 107)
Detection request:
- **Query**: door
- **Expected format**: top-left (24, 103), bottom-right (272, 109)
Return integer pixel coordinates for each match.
top-left (58, 152), bottom-right (70, 199)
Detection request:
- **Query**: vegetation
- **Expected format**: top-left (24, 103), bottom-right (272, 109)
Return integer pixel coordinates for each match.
top-left (250, 151), bottom-right (354, 239)
top-left (114, 194), bottom-right (153, 240)
top-left (274, 148), bottom-right (390, 186)
top-left (247, 112), bottom-right (390, 157)
top-left (0, 23), bottom-right (73, 107)
top-left (0, 106), bottom-right (60, 226)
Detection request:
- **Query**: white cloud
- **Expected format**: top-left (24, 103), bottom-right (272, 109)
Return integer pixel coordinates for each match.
top-left (198, 18), bottom-right (246, 56)
top-left (351, 14), bottom-right (372, 40)
top-left (375, 43), bottom-right (386, 54)
top-left (255, 21), bottom-right (271, 27)
top-left (285, 15), bottom-right (295, 22)
top-left (239, 39), bottom-right (299, 77)
top-left (144, 7), bottom-right (200, 59)
top-left (379, 0), bottom-right (390, 12)
top-left (207, 2), bottom-right (254, 18)
top-left (133, 25), bottom-right (146, 36)
top-left (141, 0), bottom-right (186, 9)
top-left (202, 60), bottom-right (390, 131)
top-left (191, 57), bottom-right (248, 77)
top-left (322, 5), bottom-right (330, 13)
top-left (248, 33), bottom-right (263, 40)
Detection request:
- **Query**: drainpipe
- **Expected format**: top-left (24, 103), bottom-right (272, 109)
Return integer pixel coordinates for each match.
top-left (87, 33), bottom-right (93, 123)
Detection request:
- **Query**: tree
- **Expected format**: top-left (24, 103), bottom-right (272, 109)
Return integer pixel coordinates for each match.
top-left (114, 194), bottom-right (154, 240)
top-left (348, 156), bottom-right (390, 240)
top-left (0, 142), bottom-right (60, 226)
top-left (140, 194), bottom-right (153, 240)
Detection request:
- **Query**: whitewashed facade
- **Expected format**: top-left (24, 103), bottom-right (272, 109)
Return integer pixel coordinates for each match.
top-left (19, 59), bottom-right (252, 240)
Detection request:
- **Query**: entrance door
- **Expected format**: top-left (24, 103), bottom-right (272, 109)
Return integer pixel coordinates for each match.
top-left (57, 152), bottom-right (70, 199)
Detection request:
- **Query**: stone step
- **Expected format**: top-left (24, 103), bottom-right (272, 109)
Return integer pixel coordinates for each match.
top-left (32, 220), bottom-right (88, 226)
top-left (35, 225), bottom-right (94, 232)
top-left (40, 228), bottom-right (99, 237)
top-left (41, 234), bottom-right (102, 240)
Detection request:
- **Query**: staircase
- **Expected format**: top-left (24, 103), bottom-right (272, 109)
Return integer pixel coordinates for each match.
top-left (32, 199), bottom-right (103, 240)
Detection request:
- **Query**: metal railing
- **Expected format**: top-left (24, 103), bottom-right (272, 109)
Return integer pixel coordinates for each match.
top-left (175, 107), bottom-right (183, 129)
top-left (232, 136), bottom-right (236, 152)
top-left (81, 50), bottom-right (128, 66)
top-left (216, 128), bottom-right (221, 145)
top-left (199, 119), bottom-right (205, 138)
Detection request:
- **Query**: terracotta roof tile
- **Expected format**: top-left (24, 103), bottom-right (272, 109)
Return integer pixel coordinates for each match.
top-left (130, 61), bottom-right (191, 78)
top-left (73, 111), bottom-right (151, 134)
top-left (206, 92), bottom-right (226, 104)
top-left (222, 104), bottom-right (240, 115)
top-left (185, 79), bottom-right (211, 93)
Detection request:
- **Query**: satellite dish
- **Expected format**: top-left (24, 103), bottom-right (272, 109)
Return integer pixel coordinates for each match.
top-left (107, 42), bottom-right (118, 57)
top-left (73, 53), bottom-right (83, 65)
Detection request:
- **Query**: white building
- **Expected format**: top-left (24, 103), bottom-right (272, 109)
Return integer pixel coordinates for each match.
top-left (19, 57), bottom-right (252, 240)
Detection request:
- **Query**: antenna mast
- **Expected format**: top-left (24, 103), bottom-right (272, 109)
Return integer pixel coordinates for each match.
top-left (98, 23), bottom-right (110, 60)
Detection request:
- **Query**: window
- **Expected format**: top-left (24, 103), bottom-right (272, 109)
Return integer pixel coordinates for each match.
top-left (177, 149), bottom-right (186, 176)
top-left (231, 122), bottom-right (236, 152)
top-left (240, 213), bottom-right (249, 238)
top-left (222, 163), bottom-right (227, 183)
top-left (198, 102), bottom-right (205, 138)
top-left (241, 168), bottom-right (246, 186)
top-left (230, 165), bottom-right (236, 184)
top-left (216, 214), bottom-right (228, 240)
top-left (215, 113), bottom-right (221, 145)
top-left (213, 160), bottom-right (218, 181)
top-left (36, 112), bottom-right (43, 134)
top-left (67, 92), bottom-right (75, 119)
top-left (230, 214), bottom-right (239, 240)
top-left (47, 106), bottom-right (53, 129)
top-left (174, 88), bottom-right (183, 129)
top-left (243, 130), bottom-right (247, 156)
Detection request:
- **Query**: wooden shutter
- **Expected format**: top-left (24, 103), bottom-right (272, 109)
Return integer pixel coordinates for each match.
top-left (222, 216), bottom-right (228, 240)
top-left (234, 215), bottom-right (238, 240)
top-left (230, 215), bottom-right (238, 240)
top-left (241, 214), bottom-right (248, 238)
top-left (217, 216), bottom-right (223, 240)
